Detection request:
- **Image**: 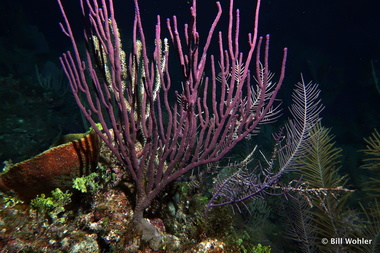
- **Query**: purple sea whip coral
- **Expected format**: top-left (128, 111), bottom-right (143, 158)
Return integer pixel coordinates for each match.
top-left (57, 0), bottom-right (287, 226)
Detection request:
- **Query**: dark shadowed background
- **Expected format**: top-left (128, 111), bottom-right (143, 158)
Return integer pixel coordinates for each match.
top-left (0, 0), bottom-right (379, 185)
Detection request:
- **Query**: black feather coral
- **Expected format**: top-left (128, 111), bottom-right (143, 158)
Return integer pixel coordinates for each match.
top-left (292, 124), bottom-right (353, 252)
top-left (282, 195), bottom-right (317, 253)
top-left (206, 78), bottom-right (323, 213)
top-left (361, 129), bottom-right (380, 199)
top-left (277, 77), bottom-right (324, 173)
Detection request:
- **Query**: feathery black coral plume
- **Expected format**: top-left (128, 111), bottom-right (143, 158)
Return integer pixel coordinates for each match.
top-left (287, 124), bottom-right (354, 253)
top-left (277, 77), bottom-right (324, 173)
top-left (361, 129), bottom-right (380, 199)
top-left (282, 195), bottom-right (317, 253)
top-left (206, 77), bottom-right (323, 213)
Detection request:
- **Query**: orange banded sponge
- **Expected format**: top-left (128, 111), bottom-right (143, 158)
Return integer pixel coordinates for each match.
top-left (0, 130), bottom-right (101, 202)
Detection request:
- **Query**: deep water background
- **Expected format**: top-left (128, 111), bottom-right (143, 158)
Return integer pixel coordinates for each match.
top-left (0, 0), bottom-right (379, 223)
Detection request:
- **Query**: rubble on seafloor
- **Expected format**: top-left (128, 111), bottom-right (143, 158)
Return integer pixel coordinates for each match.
top-left (0, 186), bottom-right (228, 252)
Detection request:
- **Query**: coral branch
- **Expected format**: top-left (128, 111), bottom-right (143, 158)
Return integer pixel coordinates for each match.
top-left (57, 0), bottom-right (286, 224)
